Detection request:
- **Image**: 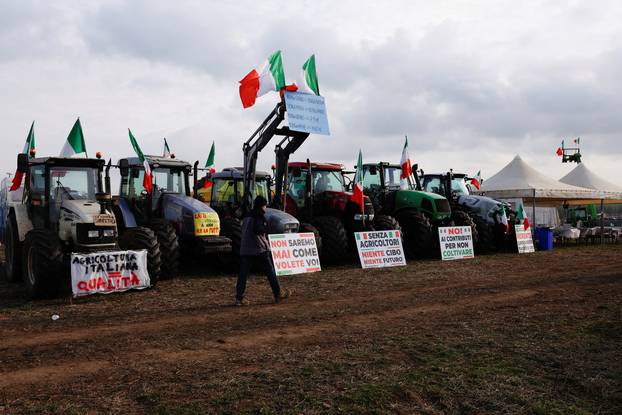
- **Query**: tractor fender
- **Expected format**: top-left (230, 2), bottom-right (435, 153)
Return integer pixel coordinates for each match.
top-left (10, 205), bottom-right (33, 242)
top-left (115, 198), bottom-right (138, 229)
top-left (161, 194), bottom-right (221, 236)
top-left (265, 207), bottom-right (299, 234)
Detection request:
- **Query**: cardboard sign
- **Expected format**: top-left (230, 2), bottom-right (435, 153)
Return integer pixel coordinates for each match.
top-left (283, 91), bottom-right (330, 135)
top-left (194, 212), bottom-right (220, 236)
top-left (70, 250), bottom-right (150, 297)
top-left (438, 226), bottom-right (474, 261)
top-left (268, 233), bottom-right (321, 276)
top-left (355, 230), bottom-right (406, 269)
top-left (515, 225), bottom-right (535, 253)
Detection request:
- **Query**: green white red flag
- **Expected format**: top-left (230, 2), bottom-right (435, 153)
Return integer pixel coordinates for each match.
top-left (470, 170), bottom-right (481, 190)
top-left (500, 205), bottom-right (509, 232)
top-left (556, 139), bottom-right (564, 156)
top-left (128, 129), bottom-right (152, 194)
top-left (351, 150), bottom-right (365, 213)
top-left (239, 50), bottom-right (286, 108)
top-left (204, 141), bottom-right (215, 189)
top-left (298, 54), bottom-right (320, 95)
top-left (60, 118), bottom-right (87, 158)
top-left (10, 121), bottom-right (36, 191)
top-left (400, 136), bottom-right (412, 179)
top-left (517, 203), bottom-right (530, 230)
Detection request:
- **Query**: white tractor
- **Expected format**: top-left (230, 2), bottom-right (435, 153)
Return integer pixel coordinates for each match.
top-left (2, 153), bottom-right (161, 298)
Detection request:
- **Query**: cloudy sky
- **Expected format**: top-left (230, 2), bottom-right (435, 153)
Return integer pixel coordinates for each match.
top-left (1, 0), bottom-right (621, 185)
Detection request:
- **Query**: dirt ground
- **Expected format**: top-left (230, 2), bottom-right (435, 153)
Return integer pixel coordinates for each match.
top-left (0, 245), bottom-right (621, 414)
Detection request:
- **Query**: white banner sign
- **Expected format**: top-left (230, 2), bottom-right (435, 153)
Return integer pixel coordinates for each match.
top-left (355, 230), bottom-right (406, 269)
top-left (438, 226), bottom-right (475, 261)
top-left (70, 250), bottom-right (150, 297)
top-left (515, 225), bottom-right (535, 253)
top-left (268, 233), bottom-right (321, 276)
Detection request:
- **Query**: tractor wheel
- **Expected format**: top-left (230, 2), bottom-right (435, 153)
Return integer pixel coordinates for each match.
top-left (3, 213), bottom-right (22, 282)
top-left (472, 215), bottom-right (496, 254)
top-left (373, 214), bottom-right (400, 231)
top-left (452, 211), bottom-right (479, 249)
top-left (220, 217), bottom-right (242, 266)
top-left (150, 219), bottom-right (180, 279)
top-left (396, 211), bottom-right (432, 259)
top-left (312, 216), bottom-right (348, 264)
top-left (300, 222), bottom-right (322, 256)
top-left (22, 229), bottom-right (64, 299)
top-left (119, 227), bottom-right (162, 286)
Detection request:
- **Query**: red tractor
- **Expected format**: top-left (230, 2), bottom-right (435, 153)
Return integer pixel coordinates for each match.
top-left (275, 160), bottom-right (376, 263)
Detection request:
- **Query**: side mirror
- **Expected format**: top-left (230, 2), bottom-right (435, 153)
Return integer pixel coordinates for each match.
top-left (292, 168), bottom-right (302, 178)
top-left (17, 153), bottom-right (29, 173)
top-left (119, 159), bottom-right (129, 176)
top-left (131, 168), bottom-right (140, 179)
top-left (369, 165), bottom-right (378, 175)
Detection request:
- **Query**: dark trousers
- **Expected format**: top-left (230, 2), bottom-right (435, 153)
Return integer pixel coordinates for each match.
top-left (236, 252), bottom-right (281, 301)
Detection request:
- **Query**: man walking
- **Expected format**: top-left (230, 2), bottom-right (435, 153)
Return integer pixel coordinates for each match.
top-left (235, 196), bottom-right (291, 306)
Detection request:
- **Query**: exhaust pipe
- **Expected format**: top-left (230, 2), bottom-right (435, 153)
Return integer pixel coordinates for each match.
top-left (193, 161), bottom-right (199, 199)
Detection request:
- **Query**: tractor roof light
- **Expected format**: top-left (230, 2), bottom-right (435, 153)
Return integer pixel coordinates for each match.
top-left (29, 148), bottom-right (36, 157)
top-left (96, 151), bottom-right (102, 159)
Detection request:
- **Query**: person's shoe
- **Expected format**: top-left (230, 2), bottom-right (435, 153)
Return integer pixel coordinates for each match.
top-left (274, 288), bottom-right (291, 304)
top-left (235, 298), bottom-right (250, 306)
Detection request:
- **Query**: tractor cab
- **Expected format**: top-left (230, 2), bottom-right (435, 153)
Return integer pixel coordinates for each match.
top-left (209, 168), bottom-right (272, 216)
top-left (361, 162), bottom-right (451, 223)
top-left (19, 154), bottom-right (117, 249)
top-left (286, 162), bottom-right (374, 223)
top-left (422, 172), bottom-right (471, 199)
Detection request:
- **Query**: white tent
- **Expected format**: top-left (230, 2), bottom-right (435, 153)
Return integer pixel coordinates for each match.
top-left (559, 163), bottom-right (622, 195)
top-left (478, 155), bottom-right (600, 203)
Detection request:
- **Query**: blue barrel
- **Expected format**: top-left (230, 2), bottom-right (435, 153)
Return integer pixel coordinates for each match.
top-left (535, 227), bottom-right (553, 250)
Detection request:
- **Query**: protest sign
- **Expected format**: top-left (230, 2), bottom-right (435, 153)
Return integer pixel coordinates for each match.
top-left (438, 226), bottom-right (474, 261)
top-left (268, 233), bottom-right (321, 276)
top-left (194, 212), bottom-right (220, 236)
top-left (283, 91), bottom-right (330, 135)
top-left (515, 225), bottom-right (535, 253)
top-left (354, 230), bottom-right (406, 269)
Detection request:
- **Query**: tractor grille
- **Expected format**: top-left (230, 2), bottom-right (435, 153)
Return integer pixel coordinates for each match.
top-left (434, 199), bottom-right (451, 214)
top-left (76, 223), bottom-right (117, 246)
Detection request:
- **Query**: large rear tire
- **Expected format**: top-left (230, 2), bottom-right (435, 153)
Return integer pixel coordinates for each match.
top-left (300, 222), bottom-right (322, 257)
top-left (472, 215), bottom-right (496, 254)
top-left (373, 214), bottom-right (400, 231)
top-left (22, 229), bottom-right (64, 299)
top-left (4, 213), bottom-right (22, 282)
top-left (312, 216), bottom-right (348, 264)
top-left (396, 211), bottom-right (432, 259)
top-left (119, 227), bottom-right (162, 286)
top-left (150, 219), bottom-right (180, 279)
top-left (452, 210), bottom-right (479, 250)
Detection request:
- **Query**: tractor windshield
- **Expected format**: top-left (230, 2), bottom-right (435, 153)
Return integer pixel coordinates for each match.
top-left (383, 167), bottom-right (402, 188)
top-left (423, 176), bottom-right (470, 196)
top-left (451, 178), bottom-right (470, 195)
top-left (212, 178), bottom-right (270, 205)
top-left (312, 170), bottom-right (345, 193)
top-left (152, 168), bottom-right (185, 194)
top-left (50, 167), bottom-right (99, 201)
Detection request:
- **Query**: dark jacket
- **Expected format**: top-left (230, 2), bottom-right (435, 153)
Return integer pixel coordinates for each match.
top-left (240, 208), bottom-right (271, 255)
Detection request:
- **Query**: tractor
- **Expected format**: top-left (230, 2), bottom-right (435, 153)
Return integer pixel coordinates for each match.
top-left (274, 160), bottom-right (376, 263)
top-left (2, 153), bottom-right (161, 298)
top-left (195, 166), bottom-right (300, 259)
top-left (115, 155), bottom-right (231, 277)
top-left (357, 162), bottom-right (453, 259)
top-left (422, 171), bottom-right (512, 253)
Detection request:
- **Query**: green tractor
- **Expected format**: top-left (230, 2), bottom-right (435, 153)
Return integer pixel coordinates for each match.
top-left (357, 162), bottom-right (453, 258)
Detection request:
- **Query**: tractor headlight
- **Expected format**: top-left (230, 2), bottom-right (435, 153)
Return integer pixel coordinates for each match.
top-left (103, 229), bottom-right (115, 237)
top-left (88, 230), bottom-right (100, 238)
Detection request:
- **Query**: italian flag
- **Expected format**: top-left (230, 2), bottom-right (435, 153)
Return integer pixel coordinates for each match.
top-left (470, 170), bottom-right (481, 190)
top-left (10, 121), bottom-right (36, 191)
top-left (60, 118), bottom-right (87, 157)
top-left (351, 150), bottom-right (365, 213)
top-left (128, 129), bottom-right (152, 194)
top-left (517, 203), bottom-right (530, 230)
top-left (298, 54), bottom-right (320, 95)
top-left (556, 139), bottom-right (564, 156)
top-left (163, 138), bottom-right (171, 158)
top-left (239, 50), bottom-right (286, 108)
top-left (204, 141), bottom-right (215, 189)
top-left (400, 136), bottom-right (412, 179)
top-left (500, 205), bottom-right (509, 232)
